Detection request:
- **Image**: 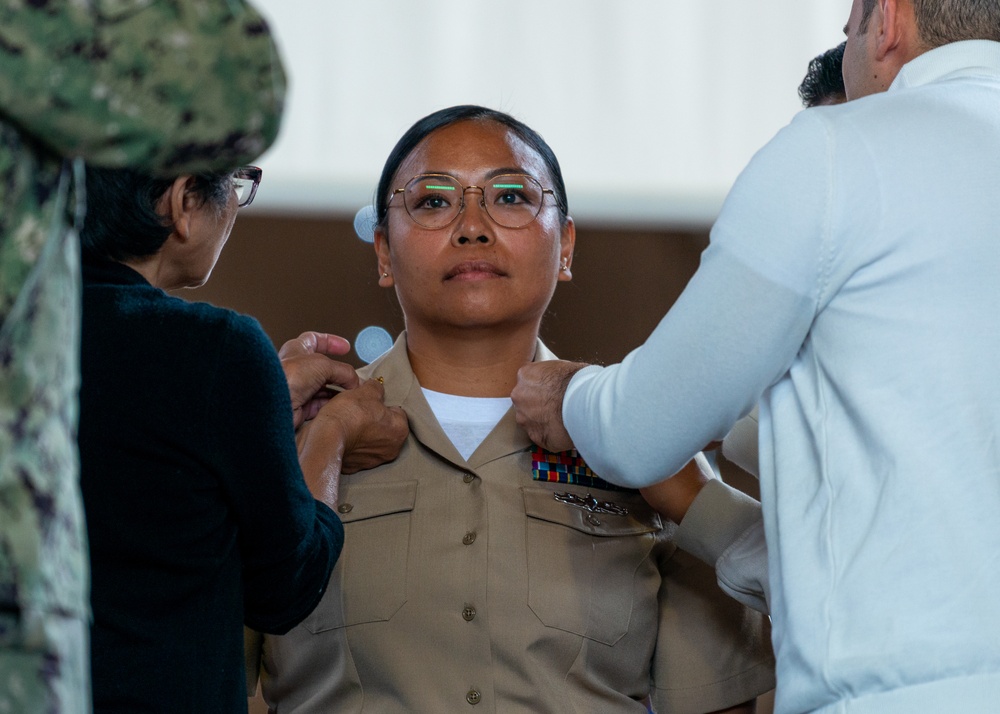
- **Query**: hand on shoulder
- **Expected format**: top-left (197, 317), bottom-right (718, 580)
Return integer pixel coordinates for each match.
top-left (279, 331), bottom-right (359, 428)
top-left (511, 360), bottom-right (589, 452)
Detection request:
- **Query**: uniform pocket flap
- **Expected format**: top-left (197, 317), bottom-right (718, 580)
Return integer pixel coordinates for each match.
top-left (336, 480), bottom-right (417, 524)
top-left (522, 486), bottom-right (662, 537)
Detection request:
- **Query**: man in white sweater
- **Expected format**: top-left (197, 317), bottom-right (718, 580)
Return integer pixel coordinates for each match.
top-left (512, 1), bottom-right (1000, 712)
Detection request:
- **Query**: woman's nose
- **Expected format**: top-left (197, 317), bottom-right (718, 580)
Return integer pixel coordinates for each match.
top-left (452, 188), bottom-right (495, 246)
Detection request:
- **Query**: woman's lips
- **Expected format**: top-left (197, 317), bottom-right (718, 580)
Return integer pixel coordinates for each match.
top-left (445, 261), bottom-right (506, 281)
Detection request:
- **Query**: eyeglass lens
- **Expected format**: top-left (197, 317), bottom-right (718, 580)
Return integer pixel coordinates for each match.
top-left (403, 174), bottom-right (545, 229)
top-left (233, 178), bottom-right (254, 206)
top-left (232, 166), bottom-right (261, 208)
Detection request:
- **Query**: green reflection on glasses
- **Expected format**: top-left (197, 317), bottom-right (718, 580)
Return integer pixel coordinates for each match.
top-left (389, 172), bottom-right (559, 229)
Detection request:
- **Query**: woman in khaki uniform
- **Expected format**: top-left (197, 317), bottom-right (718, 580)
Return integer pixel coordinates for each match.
top-left (249, 105), bottom-right (775, 713)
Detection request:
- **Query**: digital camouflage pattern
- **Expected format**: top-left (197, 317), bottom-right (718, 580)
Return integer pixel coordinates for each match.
top-left (0, 1), bottom-right (286, 711)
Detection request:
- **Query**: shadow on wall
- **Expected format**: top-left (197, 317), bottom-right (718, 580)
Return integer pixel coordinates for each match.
top-left (178, 213), bottom-right (709, 367)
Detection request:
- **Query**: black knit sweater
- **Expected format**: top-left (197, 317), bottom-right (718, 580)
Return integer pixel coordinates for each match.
top-left (79, 256), bottom-right (343, 713)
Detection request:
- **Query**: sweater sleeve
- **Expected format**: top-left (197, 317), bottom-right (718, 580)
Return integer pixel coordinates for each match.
top-left (208, 313), bottom-right (343, 634)
top-left (561, 112), bottom-right (832, 487)
top-left (674, 479), bottom-right (770, 614)
top-left (563, 249), bottom-right (814, 487)
top-left (650, 518), bottom-right (775, 712)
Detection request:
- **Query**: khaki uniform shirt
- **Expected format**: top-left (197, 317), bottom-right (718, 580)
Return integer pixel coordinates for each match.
top-left (257, 336), bottom-right (775, 713)
top-left (0, 3), bottom-right (285, 712)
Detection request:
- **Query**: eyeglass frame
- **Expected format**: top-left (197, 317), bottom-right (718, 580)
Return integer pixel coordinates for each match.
top-left (386, 172), bottom-right (561, 230)
top-left (233, 166), bottom-right (262, 208)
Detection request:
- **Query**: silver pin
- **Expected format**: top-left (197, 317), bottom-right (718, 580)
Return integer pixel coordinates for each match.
top-left (553, 492), bottom-right (628, 517)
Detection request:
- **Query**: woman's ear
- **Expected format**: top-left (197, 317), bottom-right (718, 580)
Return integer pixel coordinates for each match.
top-left (558, 216), bottom-right (576, 282)
top-left (159, 175), bottom-right (197, 243)
top-left (374, 226), bottom-right (394, 287)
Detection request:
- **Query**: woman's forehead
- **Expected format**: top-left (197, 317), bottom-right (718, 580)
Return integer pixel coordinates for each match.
top-left (396, 120), bottom-right (548, 183)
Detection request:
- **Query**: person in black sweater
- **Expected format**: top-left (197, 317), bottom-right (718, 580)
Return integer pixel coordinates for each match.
top-left (77, 166), bottom-right (407, 712)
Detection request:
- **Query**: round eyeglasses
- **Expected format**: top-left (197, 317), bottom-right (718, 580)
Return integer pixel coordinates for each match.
top-left (388, 173), bottom-right (558, 229)
top-left (232, 166), bottom-right (262, 208)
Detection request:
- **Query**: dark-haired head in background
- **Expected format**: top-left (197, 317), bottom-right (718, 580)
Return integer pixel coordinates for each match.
top-left (798, 42), bottom-right (847, 107)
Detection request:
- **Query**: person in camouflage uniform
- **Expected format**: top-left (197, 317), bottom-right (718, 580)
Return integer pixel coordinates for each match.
top-left (0, 2), bottom-right (287, 711)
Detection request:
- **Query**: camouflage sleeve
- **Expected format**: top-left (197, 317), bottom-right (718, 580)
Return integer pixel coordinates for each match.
top-left (0, 0), bottom-right (287, 174)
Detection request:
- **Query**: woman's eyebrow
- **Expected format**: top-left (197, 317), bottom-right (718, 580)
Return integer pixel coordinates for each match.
top-left (485, 167), bottom-right (529, 180)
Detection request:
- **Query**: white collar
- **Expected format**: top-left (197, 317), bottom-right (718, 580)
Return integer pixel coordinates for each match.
top-left (891, 39), bottom-right (1000, 92)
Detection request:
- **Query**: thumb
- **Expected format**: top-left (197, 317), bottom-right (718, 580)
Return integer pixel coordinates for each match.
top-left (280, 331), bottom-right (352, 360)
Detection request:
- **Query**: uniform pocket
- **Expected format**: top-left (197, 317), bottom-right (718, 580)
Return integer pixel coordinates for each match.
top-left (523, 486), bottom-right (662, 645)
top-left (302, 480), bottom-right (417, 632)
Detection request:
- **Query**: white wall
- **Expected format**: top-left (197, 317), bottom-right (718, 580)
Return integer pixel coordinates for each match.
top-left (250, 0), bottom-right (848, 228)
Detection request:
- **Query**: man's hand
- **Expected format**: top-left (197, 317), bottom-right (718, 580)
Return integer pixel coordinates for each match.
top-left (297, 378), bottom-right (408, 506)
top-left (279, 331), bottom-right (360, 428)
top-left (511, 360), bottom-right (589, 452)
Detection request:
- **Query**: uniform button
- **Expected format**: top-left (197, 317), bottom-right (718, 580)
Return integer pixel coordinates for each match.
top-left (462, 606), bottom-right (476, 621)
top-left (462, 531), bottom-right (477, 545)
top-left (466, 689), bottom-right (481, 705)
top-left (463, 473), bottom-right (475, 484)
top-left (338, 503), bottom-right (353, 514)
top-left (586, 514), bottom-right (601, 526)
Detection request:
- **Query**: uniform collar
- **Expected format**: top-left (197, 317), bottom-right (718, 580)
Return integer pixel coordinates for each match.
top-left (359, 332), bottom-right (557, 469)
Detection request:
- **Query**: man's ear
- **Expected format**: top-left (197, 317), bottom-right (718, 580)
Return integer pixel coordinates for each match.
top-left (160, 175), bottom-right (196, 242)
top-left (874, 0), bottom-right (903, 61)
top-left (374, 226), bottom-right (394, 287)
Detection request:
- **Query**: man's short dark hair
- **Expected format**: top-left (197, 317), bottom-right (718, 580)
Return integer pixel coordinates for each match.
top-left (798, 42), bottom-right (847, 108)
top-left (858, 0), bottom-right (1000, 45)
top-left (913, 0), bottom-right (1000, 46)
top-left (859, 0), bottom-right (878, 34)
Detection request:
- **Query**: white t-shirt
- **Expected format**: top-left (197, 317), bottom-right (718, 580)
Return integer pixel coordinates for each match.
top-left (422, 388), bottom-right (512, 461)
